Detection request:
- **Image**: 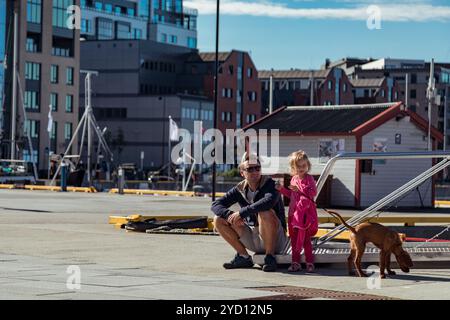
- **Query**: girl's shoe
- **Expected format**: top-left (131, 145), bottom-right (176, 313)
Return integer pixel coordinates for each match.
top-left (306, 263), bottom-right (315, 273)
top-left (287, 262), bottom-right (302, 272)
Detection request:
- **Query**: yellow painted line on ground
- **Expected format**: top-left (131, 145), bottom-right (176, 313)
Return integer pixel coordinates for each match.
top-left (23, 185), bottom-right (97, 193)
top-left (0, 184), bottom-right (15, 189)
top-left (108, 188), bottom-right (225, 197)
top-left (436, 200), bottom-right (450, 208)
top-left (109, 214), bottom-right (214, 230)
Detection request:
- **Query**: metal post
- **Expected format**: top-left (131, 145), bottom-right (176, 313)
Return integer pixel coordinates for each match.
top-left (310, 72), bottom-right (314, 106)
top-left (86, 73), bottom-right (92, 186)
top-left (269, 75), bottom-right (273, 113)
top-left (10, 11), bottom-right (18, 160)
top-left (168, 114), bottom-right (171, 179)
top-left (118, 166), bottom-right (124, 195)
top-left (212, 0), bottom-right (220, 201)
top-left (60, 162), bottom-right (67, 192)
top-left (428, 59), bottom-right (435, 151)
top-left (405, 73), bottom-right (409, 109)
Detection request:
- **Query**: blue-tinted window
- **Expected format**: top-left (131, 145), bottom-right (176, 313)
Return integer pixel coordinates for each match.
top-left (105, 4), bottom-right (113, 12)
top-left (187, 37), bottom-right (197, 49)
top-left (27, 0), bottom-right (42, 24)
top-left (127, 8), bottom-right (135, 16)
top-left (95, 1), bottom-right (102, 10)
top-left (138, 0), bottom-right (150, 17)
top-left (53, 0), bottom-right (75, 28)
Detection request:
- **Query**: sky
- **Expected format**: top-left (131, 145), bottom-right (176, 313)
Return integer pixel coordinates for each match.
top-left (184, 0), bottom-right (450, 70)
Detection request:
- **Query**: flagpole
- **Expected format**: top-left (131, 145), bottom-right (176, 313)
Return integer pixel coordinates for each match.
top-left (48, 104), bottom-right (52, 180)
top-left (212, 0), bottom-right (220, 201)
top-left (168, 115), bottom-right (171, 179)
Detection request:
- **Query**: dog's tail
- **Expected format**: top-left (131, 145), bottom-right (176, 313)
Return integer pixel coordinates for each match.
top-left (324, 209), bottom-right (357, 234)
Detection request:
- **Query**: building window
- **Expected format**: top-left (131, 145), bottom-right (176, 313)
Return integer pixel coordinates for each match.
top-left (50, 93), bottom-right (58, 111)
top-left (50, 65), bottom-right (59, 84)
top-left (343, 83), bottom-right (347, 92)
top-left (247, 68), bottom-right (253, 78)
top-left (228, 65), bottom-right (234, 75)
top-left (170, 35), bottom-right (177, 44)
top-left (248, 91), bottom-right (257, 102)
top-left (25, 62), bottom-right (41, 81)
top-left (24, 120), bottom-right (39, 139)
top-left (187, 37), bottom-right (197, 49)
top-left (95, 1), bottom-right (102, 10)
top-left (133, 28), bottom-right (143, 39)
top-left (246, 114), bottom-right (256, 124)
top-left (161, 33), bottom-right (167, 43)
top-left (27, 0), bottom-right (42, 24)
top-left (64, 122), bottom-right (73, 140)
top-left (53, 0), bottom-right (75, 29)
top-left (127, 8), bottom-right (135, 16)
top-left (410, 89), bottom-right (417, 99)
top-left (51, 121), bottom-right (57, 140)
top-left (26, 35), bottom-right (40, 52)
top-left (97, 18), bottom-right (114, 39)
top-left (24, 91), bottom-right (40, 110)
top-left (81, 19), bottom-right (92, 33)
top-left (411, 74), bottom-right (417, 84)
top-left (116, 22), bottom-right (131, 39)
top-left (328, 80), bottom-right (333, 90)
top-left (65, 95), bottom-right (73, 112)
top-left (66, 67), bottom-right (74, 85)
top-left (105, 3), bottom-right (113, 12)
top-left (23, 150), bottom-right (39, 163)
top-left (381, 89), bottom-right (385, 98)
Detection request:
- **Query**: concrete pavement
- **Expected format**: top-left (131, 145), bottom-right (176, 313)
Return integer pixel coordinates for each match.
top-left (1, 189), bottom-right (450, 300)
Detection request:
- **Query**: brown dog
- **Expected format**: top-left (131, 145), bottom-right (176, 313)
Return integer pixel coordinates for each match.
top-left (325, 210), bottom-right (413, 278)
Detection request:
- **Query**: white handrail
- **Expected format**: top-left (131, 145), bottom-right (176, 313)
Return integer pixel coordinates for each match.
top-left (314, 151), bottom-right (450, 247)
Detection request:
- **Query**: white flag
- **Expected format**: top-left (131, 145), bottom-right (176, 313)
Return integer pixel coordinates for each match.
top-left (169, 118), bottom-right (179, 141)
top-left (47, 104), bottom-right (53, 133)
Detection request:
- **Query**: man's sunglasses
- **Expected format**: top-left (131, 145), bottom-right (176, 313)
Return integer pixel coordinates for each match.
top-left (244, 166), bottom-right (261, 173)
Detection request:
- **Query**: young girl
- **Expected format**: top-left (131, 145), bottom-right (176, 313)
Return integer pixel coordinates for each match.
top-left (275, 150), bottom-right (318, 272)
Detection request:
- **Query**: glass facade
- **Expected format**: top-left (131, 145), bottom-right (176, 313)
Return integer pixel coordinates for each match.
top-left (27, 0), bottom-right (42, 24)
top-left (97, 19), bottom-right (114, 39)
top-left (139, 0), bottom-right (150, 18)
top-left (53, 0), bottom-right (74, 28)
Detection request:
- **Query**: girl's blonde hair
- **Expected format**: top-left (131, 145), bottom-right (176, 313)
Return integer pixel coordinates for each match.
top-left (289, 150), bottom-right (311, 175)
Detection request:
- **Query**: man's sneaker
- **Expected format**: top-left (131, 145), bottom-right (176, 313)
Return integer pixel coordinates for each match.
top-left (262, 254), bottom-right (277, 272)
top-left (223, 254), bottom-right (254, 269)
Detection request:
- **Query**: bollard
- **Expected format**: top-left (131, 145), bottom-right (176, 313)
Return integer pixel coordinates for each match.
top-left (60, 163), bottom-right (67, 192)
top-left (118, 166), bottom-right (124, 195)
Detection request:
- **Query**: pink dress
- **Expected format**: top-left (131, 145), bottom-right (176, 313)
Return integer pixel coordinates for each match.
top-left (280, 174), bottom-right (318, 264)
top-left (280, 174), bottom-right (318, 235)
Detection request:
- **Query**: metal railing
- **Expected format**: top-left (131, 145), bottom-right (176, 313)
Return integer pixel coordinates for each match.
top-left (315, 151), bottom-right (450, 247)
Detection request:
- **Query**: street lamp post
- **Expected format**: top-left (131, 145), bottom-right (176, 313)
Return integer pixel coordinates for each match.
top-left (212, 0), bottom-right (220, 201)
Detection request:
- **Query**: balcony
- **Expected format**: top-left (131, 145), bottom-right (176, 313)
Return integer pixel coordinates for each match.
top-left (81, 4), bottom-right (147, 22)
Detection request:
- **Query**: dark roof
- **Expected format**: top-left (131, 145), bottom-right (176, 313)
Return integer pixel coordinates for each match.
top-left (248, 103), bottom-right (397, 134)
top-left (259, 69), bottom-right (330, 79)
top-left (349, 78), bottom-right (385, 88)
top-left (198, 52), bottom-right (232, 62)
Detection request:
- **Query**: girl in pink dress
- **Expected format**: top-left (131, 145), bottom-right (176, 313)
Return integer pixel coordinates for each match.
top-left (276, 150), bottom-right (318, 272)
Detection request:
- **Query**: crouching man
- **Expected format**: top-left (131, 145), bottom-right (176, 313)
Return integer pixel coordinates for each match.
top-left (211, 154), bottom-right (288, 272)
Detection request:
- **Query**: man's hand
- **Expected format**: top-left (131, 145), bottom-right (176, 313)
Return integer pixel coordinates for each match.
top-left (227, 212), bottom-right (245, 227)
